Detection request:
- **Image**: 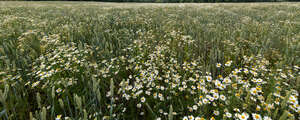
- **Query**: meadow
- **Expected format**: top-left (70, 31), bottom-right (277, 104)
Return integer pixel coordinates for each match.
top-left (0, 1), bottom-right (299, 120)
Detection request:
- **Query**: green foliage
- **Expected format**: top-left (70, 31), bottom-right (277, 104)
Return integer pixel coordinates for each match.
top-left (0, 2), bottom-right (299, 120)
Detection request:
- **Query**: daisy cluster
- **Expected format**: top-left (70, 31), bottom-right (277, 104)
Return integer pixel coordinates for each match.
top-left (29, 34), bottom-right (93, 91)
top-left (98, 31), bottom-right (299, 120)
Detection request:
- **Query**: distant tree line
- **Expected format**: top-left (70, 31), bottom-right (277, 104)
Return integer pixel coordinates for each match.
top-left (89, 0), bottom-right (300, 2)
top-left (3, 0), bottom-right (300, 3)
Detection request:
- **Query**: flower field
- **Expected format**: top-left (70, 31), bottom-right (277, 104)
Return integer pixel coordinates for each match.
top-left (0, 1), bottom-right (299, 120)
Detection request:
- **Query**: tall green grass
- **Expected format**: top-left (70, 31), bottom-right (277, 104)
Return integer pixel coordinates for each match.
top-left (0, 2), bottom-right (299, 120)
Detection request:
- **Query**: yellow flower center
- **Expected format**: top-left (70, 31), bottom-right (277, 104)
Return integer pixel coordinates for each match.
top-left (253, 90), bottom-right (257, 93)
